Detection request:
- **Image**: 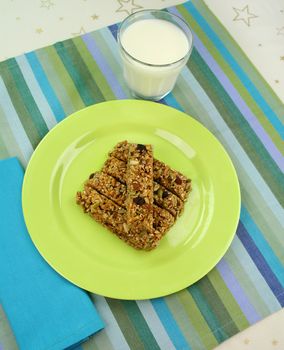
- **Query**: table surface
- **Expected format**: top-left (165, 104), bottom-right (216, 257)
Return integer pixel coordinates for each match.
top-left (0, 1), bottom-right (283, 349)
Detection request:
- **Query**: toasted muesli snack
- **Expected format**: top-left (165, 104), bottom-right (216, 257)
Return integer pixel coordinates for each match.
top-left (76, 187), bottom-right (174, 250)
top-left (109, 141), bottom-right (191, 201)
top-left (126, 143), bottom-right (154, 238)
top-left (102, 157), bottom-right (184, 217)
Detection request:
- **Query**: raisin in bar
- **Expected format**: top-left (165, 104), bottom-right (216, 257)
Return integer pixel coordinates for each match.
top-left (126, 143), bottom-right (154, 237)
top-left (76, 187), bottom-right (173, 250)
top-left (102, 156), bottom-right (184, 217)
top-left (153, 159), bottom-right (191, 201)
top-left (109, 141), bottom-right (191, 201)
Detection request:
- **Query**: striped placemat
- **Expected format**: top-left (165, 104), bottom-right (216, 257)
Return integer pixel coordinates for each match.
top-left (0, 1), bottom-right (283, 349)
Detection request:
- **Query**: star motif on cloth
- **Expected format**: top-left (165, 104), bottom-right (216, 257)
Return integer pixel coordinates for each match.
top-left (40, 0), bottom-right (54, 10)
top-left (233, 5), bottom-right (258, 26)
top-left (276, 26), bottom-right (284, 35)
top-left (91, 14), bottom-right (99, 20)
top-left (280, 56), bottom-right (284, 61)
top-left (72, 26), bottom-right (86, 37)
top-left (35, 28), bottom-right (44, 34)
top-left (272, 339), bottom-right (278, 346)
top-left (116, 0), bottom-right (143, 15)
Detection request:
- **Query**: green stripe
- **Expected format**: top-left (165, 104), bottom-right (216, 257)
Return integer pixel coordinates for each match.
top-left (243, 186), bottom-right (284, 264)
top-left (178, 289), bottom-right (219, 349)
top-left (208, 268), bottom-right (250, 330)
top-left (72, 37), bottom-right (115, 100)
top-left (123, 301), bottom-right (160, 350)
top-left (5, 59), bottom-right (48, 137)
top-left (37, 46), bottom-right (85, 113)
top-left (106, 299), bottom-right (145, 350)
top-left (197, 276), bottom-right (239, 337)
top-left (0, 306), bottom-right (18, 350)
top-left (190, 0), bottom-right (284, 118)
top-left (90, 30), bottom-right (131, 97)
top-left (188, 49), bottom-right (284, 206)
top-left (0, 105), bottom-right (26, 163)
top-left (82, 329), bottom-right (114, 350)
top-left (165, 294), bottom-right (205, 349)
top-left (178, 6), bottom-right (284, 152)
top-left (188, 284), bottom-right (228, 343)
top-left (0, 61), bottom-right (42, 148)
top-left (224, 248), bottom-right (272, 317)
top-left (0, 140), bottom-right (9, 160)
top-left (54, 40), bottom-right (104, 106)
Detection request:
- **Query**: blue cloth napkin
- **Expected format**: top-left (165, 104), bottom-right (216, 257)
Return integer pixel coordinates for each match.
top-left (0, 158), bottom-right (104, 350)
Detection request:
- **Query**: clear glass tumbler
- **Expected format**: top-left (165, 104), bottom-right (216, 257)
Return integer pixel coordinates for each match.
top-left (117, 10), bottom-right (193, 101)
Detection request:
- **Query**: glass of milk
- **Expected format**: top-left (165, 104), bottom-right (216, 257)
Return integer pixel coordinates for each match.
top-left (117, 10), bottom-right (193, 101)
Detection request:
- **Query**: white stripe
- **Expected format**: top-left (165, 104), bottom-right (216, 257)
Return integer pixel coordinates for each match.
top-left (137, 300), bottom-right (176, 350)
top-left (16, 55), bottom-right (57, 130)
top-left (0, 77), bottom-right (33, 165)
top-left (92, 295), bottom-right (131, 350)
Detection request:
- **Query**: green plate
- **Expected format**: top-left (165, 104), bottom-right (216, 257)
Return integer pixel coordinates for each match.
top-left (22, 100), bottom-right (240, 300)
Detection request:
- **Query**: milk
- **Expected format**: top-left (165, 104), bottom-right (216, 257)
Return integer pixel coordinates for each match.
top-left (119, 18), bottom-right (192, 100)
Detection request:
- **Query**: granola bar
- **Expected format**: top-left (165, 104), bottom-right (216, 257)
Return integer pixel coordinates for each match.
top-left (126, 143), bottom-right (154, 237)
top-left (102, 156), bottom-right (184, 217)
top-left (109, 141), bottom-right (191, 200)
top-left (76, 187), bottom-right (173, 250)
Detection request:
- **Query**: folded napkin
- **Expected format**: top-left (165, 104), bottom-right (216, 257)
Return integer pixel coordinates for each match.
top-left (0, 158), bottom-right (104, 350)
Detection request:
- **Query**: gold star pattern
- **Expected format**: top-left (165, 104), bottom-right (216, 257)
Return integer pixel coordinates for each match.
top-left (72, 26), bottom-right (86, 37)
top-left (243, 338), bottom-right (250, 345)
top-left (59, 17), bottom-right (64, 21)
top-left (233, 5), bottom-right (258, 27)
top-left (277, 27), bottom-right (284, 35)
top-left (272, 339), bottom-right (278, 346)
top-left (281, 56), bottom-right (284, 61)
top-left (35, 28), bottom-right (43, 34)
top-left (275, 80), bottom-right (279, 83)
top-left (16, 16), bottom-right (21, 20)
top-left (116, 0), bottom-right (143, 15)
top-left (40, 0), bottom-right (54, 10)
top-left (91, 14), bottom-right (99, 20)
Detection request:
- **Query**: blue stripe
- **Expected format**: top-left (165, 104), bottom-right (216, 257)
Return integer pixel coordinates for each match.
top-left (25, 52), bottom-right (65, 122)
top-left (183, 2), bottom-right (284, 137)
top-left (162, 92), bottom-right (185, 112)
top-left (151, 298), bottom-right (191, 350)
top-left (237, 221), bottom-right (284, 306)
top-left (241, 207), bottom-right (284, 288)
top-left (109, 24), bottom-right (119, 40)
